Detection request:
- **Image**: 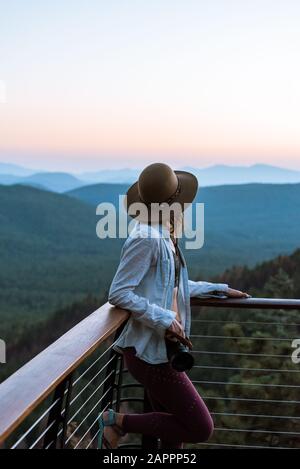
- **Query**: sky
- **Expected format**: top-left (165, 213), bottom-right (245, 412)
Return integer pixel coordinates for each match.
top-left (0, 0), bottom-right (300, 172)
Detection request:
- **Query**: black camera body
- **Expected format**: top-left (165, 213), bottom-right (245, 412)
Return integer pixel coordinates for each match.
top-left (166, 339), bottom-right (194, 372)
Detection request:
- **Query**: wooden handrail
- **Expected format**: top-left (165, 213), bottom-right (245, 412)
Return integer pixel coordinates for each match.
top-left (191, 297), bottom-right (300, 310)
top-left (0, 303), bottom-right (129, 445)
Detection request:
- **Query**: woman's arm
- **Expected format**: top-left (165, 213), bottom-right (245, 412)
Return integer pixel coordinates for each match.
top-left (188, 280), bottom-right (229, 298)
top-left (108, 235), bottom-right (176, 331)
top-left (188, 280), bottom-right (250, 299)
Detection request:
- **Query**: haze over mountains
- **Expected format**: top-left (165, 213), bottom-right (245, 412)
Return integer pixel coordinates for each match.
top-left (183, 164), bottom-right (300, 186)
top-left (1, 162), bottom-right (300, 192)
top-left (0, 169), bottom-right (88, 193)
top-left (0, 162), bottom-right (35, 177)
top-left (76, 164), bottom-right (300, 186)
top-left (0, 172), bottom-right (88, 193)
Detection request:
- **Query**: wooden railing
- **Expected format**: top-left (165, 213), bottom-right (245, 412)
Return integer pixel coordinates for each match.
top-left (0, 303), bottom-right (129, 447)
top-left (1, 297), bottom-right (300, 449)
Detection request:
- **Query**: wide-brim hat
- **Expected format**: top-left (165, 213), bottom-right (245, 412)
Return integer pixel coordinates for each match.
top-left (125, 163), bottom-right (198, 218)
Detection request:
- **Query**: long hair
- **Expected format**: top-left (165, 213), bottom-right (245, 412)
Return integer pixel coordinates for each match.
top-left (169, 210), bottom-right (184, 247)
top-left (145, 205), bottom-right (184, 246)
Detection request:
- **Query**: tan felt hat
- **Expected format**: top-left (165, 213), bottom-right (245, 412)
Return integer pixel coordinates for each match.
top-left (125, 163), bottom-right (198, 217)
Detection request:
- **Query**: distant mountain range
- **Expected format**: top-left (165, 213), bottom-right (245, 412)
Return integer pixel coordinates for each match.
top-left (1, 162), bottom-right (300, 192)
top-left (0, 171), bottom-right (89, 193)
top-left (182, 164), bottom-right (300, 186)
top-left (0, 162), bottom-right (37, 177)
top-left (79, 168), bottom-right (140, 184)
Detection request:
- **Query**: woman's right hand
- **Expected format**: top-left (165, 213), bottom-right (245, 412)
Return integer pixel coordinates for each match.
top-left (167, 318), bottom-right (185, 337)
top-left (166, 319), bottom-right (193, 349)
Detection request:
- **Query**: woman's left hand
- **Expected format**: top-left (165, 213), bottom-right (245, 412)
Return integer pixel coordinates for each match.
top-left (227, 288), bottom-right (251, 298)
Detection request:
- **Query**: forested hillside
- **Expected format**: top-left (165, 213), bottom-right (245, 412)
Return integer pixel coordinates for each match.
top-left (0, 295), bottom-right (101, 383)
top-left (216, 248), bottom-right (300, 298)
top-left (69, 182), bottom-right (300, 276)
top-left (1, 182), bottom-right (300, 354)
top-left (0, 185), bottom-right (120, 342)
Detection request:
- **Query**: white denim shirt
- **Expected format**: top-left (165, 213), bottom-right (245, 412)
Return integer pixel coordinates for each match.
top-left (108, 221), bottom-right (229, 364)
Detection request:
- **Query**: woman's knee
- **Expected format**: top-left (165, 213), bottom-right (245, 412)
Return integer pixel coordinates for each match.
top-left (200, 414), bottom-right (214, 442)
top-left (188, 413), bottom-right (214, 443)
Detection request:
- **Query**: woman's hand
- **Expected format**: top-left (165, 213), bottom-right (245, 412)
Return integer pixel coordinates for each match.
top-left (167, 318), bottom-right (185, 337)
top-left (227, 288), bottom-right (251, 298)
top-left (166, 319), bottom-right (193, 349)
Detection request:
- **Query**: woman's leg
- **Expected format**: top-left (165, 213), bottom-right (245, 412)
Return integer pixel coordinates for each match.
top-left (122, 348), bottom-right (214, 445)
top-left (146, 389), bottom-right (184, 449)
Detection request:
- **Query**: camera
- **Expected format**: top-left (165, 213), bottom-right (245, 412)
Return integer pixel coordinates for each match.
top-left (166, 339), bottom-right (194, 372)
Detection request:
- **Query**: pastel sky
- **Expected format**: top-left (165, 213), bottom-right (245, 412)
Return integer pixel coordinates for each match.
top-left (0, 0), bottom-right (300, 171)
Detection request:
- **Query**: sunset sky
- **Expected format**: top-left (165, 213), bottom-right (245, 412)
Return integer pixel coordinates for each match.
top-left (0, 0), bottom-right (300, 171)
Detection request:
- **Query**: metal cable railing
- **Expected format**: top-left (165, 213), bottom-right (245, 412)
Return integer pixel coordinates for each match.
top-left (193, 380), bottom-right (300, 388)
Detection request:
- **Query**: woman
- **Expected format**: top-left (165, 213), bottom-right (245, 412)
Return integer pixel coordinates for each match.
top-left (98, 163), bottom-right (250, 449)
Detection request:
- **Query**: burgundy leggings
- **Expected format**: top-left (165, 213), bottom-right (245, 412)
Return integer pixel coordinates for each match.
top-left (122, 347), bottom-right (214, 448)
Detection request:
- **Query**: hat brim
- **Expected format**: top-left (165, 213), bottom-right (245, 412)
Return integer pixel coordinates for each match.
top-left (125, 170), bottom-right (198, 217)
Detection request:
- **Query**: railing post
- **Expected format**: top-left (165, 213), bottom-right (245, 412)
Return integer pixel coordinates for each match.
top-left (115, 355), bottom-right (124, 412)
top-left (100, 325), bottom-right (126, 414)
top-left (59, 375), bottom-right (74, 449)
top-left (43, 373), bottom-right (73, 449)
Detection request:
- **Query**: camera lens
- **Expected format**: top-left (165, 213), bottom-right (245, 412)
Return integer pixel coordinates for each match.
top-left (170, 348), bottom-right (194, 372)
top-left (166, 340), bottom-right (194, 372)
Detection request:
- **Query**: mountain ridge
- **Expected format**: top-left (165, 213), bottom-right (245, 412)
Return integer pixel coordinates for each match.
top-left (0, 171), bottom-right (90, 192)
top-left (1, 162), bottom-right (300, 190)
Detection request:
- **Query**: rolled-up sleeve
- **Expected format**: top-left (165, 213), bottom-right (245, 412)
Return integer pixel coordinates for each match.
top-left (188, 280), bottom-right (229, 298)
top-left (108, 235), bottom-right (176, 330)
